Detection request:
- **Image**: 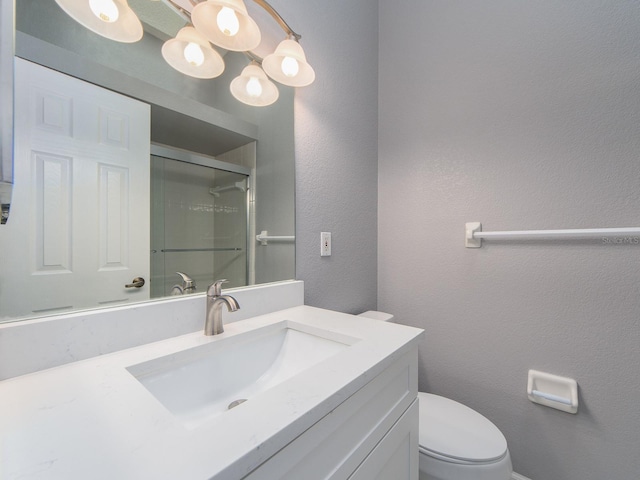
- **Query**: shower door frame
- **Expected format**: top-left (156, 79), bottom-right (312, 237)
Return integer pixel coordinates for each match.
top-left (150, 144), bottom-right (253, 290)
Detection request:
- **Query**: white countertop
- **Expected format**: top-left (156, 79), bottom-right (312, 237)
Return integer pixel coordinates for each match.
top-left (0, 306), bottom-right (423, 480)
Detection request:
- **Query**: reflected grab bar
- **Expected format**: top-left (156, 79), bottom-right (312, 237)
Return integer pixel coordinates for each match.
top-left (161, 248), bottom-right (243, 253)
top-left (256, 230), bottom-right (295, 246)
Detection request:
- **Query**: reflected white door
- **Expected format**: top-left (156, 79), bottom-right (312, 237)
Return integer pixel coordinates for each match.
top-left (0, 58), bottom-right (150, 318)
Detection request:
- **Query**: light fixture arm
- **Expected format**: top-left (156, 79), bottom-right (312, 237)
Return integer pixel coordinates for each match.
top-left (165, 1), bottom-right (192, 21)
top-left (244, 50), bottom-right (264, 64)
top-left (165, 0), bottom-right (302, 42)
top-left (250, 0), bottom-right (302, 41)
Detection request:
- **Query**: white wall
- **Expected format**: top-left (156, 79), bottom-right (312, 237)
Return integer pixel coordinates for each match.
top-left (276, 0), bottom-right (379, 312)
top-left (379, 1), bottom-right (640, 479)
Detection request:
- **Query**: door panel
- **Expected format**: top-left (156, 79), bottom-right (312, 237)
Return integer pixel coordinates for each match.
top-left (0, 59), bottom-right (150, 318)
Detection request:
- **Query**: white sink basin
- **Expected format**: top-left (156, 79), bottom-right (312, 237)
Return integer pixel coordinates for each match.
top-left (127, 321), bottom-right (357, 428)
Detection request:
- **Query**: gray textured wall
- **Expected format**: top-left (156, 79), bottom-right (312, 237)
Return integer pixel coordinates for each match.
top-left (279, 0), bottom-right (379, 312)
top-left (379, 1), bottom-right (640, 479)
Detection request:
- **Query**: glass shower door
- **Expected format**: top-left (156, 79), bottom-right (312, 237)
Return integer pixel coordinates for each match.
top-left (151, 154), bottom-right (249, 298)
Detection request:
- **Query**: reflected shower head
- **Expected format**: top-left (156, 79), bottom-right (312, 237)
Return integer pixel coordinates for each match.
top-left (209, 179), bottom-right (248, 197)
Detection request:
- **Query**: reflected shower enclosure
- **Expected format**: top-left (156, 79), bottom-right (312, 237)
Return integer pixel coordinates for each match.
top-left (150, 150), bottom-right (250, 298)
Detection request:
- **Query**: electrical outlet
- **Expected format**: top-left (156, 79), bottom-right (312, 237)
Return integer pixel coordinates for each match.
top-left (321, 232), bottom-right (331, 256)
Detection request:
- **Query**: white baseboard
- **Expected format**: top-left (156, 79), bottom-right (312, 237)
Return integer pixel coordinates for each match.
top-left (512, 473), bottom-right (532, 480)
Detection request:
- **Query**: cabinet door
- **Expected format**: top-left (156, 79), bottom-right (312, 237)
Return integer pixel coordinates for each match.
top-left (349, 400), bottom-right (419, 480)
top-left (243, 349), bottom-right (418, 480)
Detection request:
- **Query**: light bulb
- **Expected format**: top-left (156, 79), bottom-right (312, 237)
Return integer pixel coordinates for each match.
top-left (281, 56), bottom-right (299, 78)
top-left (89, 0), bottom-right (119, 23)
top-left (217, 7), bottom-right (240, 37)
top-left (183, 42), bottom-right (205, 67)
top-left (246, 76), bottom-right (262, 98)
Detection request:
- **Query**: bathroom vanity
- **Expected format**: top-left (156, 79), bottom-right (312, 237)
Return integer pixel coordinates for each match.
top-left (0, 304), bottom-right (423, 479)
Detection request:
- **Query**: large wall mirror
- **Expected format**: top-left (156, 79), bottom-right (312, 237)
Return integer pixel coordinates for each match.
top-left (0, 0), bottom-right (295, 323)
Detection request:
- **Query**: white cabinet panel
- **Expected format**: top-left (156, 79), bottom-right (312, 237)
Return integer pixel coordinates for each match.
top-left (244, 347), bottom-right (419, 480)
top-left (349, 401), bottom-right (419, 480)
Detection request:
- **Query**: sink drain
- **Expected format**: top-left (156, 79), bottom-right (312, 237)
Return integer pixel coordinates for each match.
top-left (228, 399), bottom-right (247, 410)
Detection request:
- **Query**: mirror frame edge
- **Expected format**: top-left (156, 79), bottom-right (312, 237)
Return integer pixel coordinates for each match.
top-left (0, 0), bottom-right (14, 221)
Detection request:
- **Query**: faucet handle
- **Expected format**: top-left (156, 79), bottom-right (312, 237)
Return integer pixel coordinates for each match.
top-left (176, 272), bottom-right (196, 290)
top-left (207, 279), bottom-right (228, 297)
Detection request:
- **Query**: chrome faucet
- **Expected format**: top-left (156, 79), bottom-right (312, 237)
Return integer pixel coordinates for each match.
top-left (205, 279), bottom-right (240, 335)
top-left (170, 272), bottom-right (197, 295)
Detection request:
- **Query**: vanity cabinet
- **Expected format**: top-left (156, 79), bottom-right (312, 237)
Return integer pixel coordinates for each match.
top-left (244, 347), bottom-right (419, 480)
top-left (0, 305), bottom-right (423, 480)
top-left (349, 401), bottom-right (418, 480)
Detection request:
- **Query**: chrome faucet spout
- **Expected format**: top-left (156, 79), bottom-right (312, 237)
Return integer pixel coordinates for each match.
top-left (205, 279), bottom-right (240, 335)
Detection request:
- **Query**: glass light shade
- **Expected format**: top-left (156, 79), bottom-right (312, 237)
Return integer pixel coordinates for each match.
top-left (230, 64), bottom-right (279, 107)
top-left (191, 0), bottom-right (261, 52)
top-left (216, 7), bottom-right (240, 36)
top-left (161, 27), bottom-right (225, 79)
top-left (263, 39), bottom-right (315, 87)
top-left (89, 0), bottom-right (119, 22)
top-left (55, 0), bottom-right (143, 43)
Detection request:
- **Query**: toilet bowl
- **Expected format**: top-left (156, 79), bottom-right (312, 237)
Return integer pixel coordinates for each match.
top-left (358, 311), bottom-right (513, 480)
top-left (417, 392), bottom-right (512, 480)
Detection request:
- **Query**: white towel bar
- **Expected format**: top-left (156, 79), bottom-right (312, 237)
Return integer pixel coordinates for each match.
top-left (465, 222), bottom-right (640, 248)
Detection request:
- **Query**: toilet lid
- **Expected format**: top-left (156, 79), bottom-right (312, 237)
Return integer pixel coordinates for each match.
top-left (418, 393), bottom-right (507, 463)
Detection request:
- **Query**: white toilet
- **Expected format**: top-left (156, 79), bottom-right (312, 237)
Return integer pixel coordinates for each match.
top-left (358, 311), bottom-right (513, 480)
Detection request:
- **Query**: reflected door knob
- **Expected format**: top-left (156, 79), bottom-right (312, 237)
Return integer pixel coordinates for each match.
top-left (125, 277), bottom-right (145, 288)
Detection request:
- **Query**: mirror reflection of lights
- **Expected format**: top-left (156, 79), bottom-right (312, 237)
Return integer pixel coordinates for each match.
top-left (230, 63), bottom-right (279, 107)
top-left (55, 0), bottom-right (315, 106)
top-left (217, 7), bottom-right (240, 37)
top-left (281, 56), bottom-right (299, 78)
top-left (183, 42), bottom-right (205, 67)
top-left (246, 76), bottom-right (262, 98)
top-left (55, 0), bottom-right (143, 42)
top-left (89, 0), bottom-right (119, 23)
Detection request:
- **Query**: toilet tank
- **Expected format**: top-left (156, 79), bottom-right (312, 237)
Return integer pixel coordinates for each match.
top-left (358, 311), bottom-right (394, 322)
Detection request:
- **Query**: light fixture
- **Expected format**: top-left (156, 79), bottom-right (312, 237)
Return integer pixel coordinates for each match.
top-left (262, 38), bottom-right (315, 87)
top-left (230, 62), bottom-right (279, 107)
top-left (54, 0), bottom-right (315, 107)
top-left (55, 0), bottom-right (143, 43)
top-left (162, 27), bottom-right (225, 79)
top-left (191, 0), bottom-right (261, 52)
